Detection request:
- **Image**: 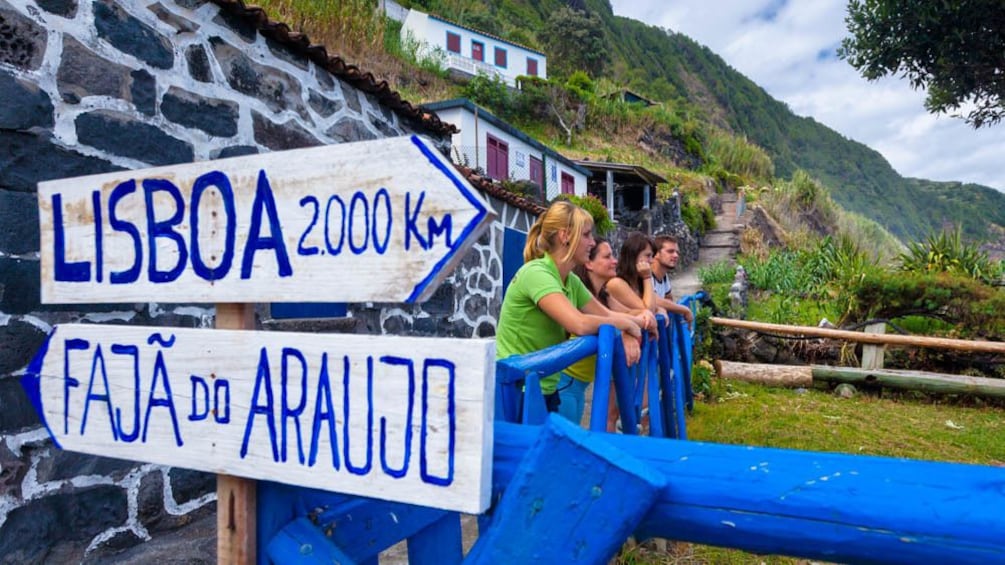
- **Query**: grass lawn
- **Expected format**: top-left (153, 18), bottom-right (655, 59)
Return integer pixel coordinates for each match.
top-left (615, 379), bottom-right (1004, 564)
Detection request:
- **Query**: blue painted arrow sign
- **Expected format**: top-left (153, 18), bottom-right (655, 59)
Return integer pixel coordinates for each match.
top-left (37, 135), bottom-right (494, 304)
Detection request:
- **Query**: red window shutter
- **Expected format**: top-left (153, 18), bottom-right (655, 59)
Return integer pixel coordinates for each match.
top-left (561, 172), bottom-right (574, 195)
top-left (494, 47), bottom-right (507, 68)
top-left (487, 135), bottom-right (508, 180)
top-left (527, 58), bottom-right (538, 77)
top-left (446, 32), bottom-right (460, 53)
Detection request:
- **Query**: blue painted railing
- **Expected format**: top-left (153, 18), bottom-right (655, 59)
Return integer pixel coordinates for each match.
top-left (495, 310), bottom-right (695, 437)
top-left (257, 291), bottom-right (1005, 563)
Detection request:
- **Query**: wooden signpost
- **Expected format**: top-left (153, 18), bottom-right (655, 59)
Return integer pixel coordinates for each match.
top-left (27, 134), bottom-right (497, 563)
top-left (37, 135), bottom-right (493, 304)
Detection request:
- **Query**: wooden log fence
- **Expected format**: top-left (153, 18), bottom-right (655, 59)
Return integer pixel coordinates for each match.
top-left (710, 316), bottom-right (1005, 353)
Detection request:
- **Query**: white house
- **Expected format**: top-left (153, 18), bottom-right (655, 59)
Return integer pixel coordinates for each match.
top-left (401, 8), bottom-right (547, 87)
top-left (424, 99), bottom-right (590, 202)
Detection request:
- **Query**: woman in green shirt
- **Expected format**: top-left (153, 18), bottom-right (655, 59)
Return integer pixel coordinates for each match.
top-left (496, 201), bottom-right (648, 413)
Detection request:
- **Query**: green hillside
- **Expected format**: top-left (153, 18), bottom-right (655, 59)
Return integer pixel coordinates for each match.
top-left (398, 0), bottom-right (1005, 242)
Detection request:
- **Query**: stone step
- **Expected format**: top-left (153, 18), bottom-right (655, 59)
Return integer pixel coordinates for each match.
top-left (703, 234), bottom-right (736, 246)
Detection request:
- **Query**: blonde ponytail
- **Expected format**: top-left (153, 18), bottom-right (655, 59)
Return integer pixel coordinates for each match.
top-left (522, 200), bottom-right (593, 264)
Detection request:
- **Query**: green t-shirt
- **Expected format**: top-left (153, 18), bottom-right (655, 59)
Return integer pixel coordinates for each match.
top-left (496, 255), bottom-right (593, 394)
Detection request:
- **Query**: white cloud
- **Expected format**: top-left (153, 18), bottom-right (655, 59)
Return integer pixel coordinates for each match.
top-left (608, 0), bottom-right (1005, 192)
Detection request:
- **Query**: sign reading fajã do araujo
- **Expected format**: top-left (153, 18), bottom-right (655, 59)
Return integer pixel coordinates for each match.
top-left (22, 324), bottom-right (496, 513)
top-left (38, 135), bottom-right (494, 304)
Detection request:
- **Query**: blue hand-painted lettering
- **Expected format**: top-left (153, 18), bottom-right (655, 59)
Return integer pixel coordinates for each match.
top-left (343, 355), bottom-right (374, 475)
top-left (379, 356), bottom-right (415, 479)
top-left (309, 353), bottom-right (340, 470)
top-left (144, 179), bottom-right (189, 283)
top-left (241, 170), bottom-right (292, 279)
top-left (405, 191), bottom-right (427, 250)
top-left (189, 375), bottom-right (210, 422)
top-left (241, 347), bottom-right (279, 461)
top-left (427, 214), bottom-right (452, 249)
top-left (190, 171), bottom-right (237, 281)
top-left (111, 344), bottom-right (140, 442)
top-left (109, 180), bottom-right (142, 284)
top-left (420, 358), bottom-right (456, 487)
top-left (81, 345), bottom-right (119, 440)
top-left (143, 346), bottom-right (183, 446)
top-left (63, 338), bottom-right (88, 434)
top-left (372, 188), bottom-right (392, 254)
top-left (91, 190), bottom-right (103, 283)
top-left (297, 196), bottom-right (320, 256)
top-left (52, 194), bottom-right (90, 282)
top-left (348, 191), bottom-right (370, 255)
top-left (281, 348), bottom-right (308, 465)
top-left (214, 379), bottom-right (231, 424)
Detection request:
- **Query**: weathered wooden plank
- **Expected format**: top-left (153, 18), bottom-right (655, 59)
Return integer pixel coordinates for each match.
top-left (811, 365), bottom-right (1005, 398)
top-left (491, 422), bottom-right (1005, 563)
top-left (710, 317), bottom-right (1005, 354)
top-left (469, 416), bottom-right (665, 564)
top-left (22, 324), bottom-right (495, 513)
top-left (37, 135), bottom-right (494, 304)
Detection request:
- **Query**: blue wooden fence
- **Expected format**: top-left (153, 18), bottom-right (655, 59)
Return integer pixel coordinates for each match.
top-left (258, 294), bottom-right (1005, 564)
top-left (494, 310), bottom-right (695, 438)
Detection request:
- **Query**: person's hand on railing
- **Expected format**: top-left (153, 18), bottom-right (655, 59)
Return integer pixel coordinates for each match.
top-left (621, 331), bottom-right (641, 366)
top-left (634, 309), bottom-right (659, 339)
top-left (610, 317), bottom-right (643, 366)
top-left (655, 306), bottom-right (671, 327)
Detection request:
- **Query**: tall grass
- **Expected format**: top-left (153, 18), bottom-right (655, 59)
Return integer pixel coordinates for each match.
top-left (705, 129), bottom-right (774, 183)
top-left (254, 0), bottom-right (384, 61)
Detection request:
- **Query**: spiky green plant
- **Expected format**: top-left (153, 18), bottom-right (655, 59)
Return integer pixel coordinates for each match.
top-left (898, 228), bottom-right (1002, 284)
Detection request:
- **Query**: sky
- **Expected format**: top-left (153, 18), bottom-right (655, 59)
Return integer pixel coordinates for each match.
top-left (608, 0), bottom-right (1005, 193)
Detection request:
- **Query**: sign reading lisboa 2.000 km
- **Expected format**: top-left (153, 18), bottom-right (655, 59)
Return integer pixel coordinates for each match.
top-left (24, 135), bottom-right (497, 513)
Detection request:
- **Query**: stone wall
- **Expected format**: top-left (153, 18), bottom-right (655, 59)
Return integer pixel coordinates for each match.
top-left (0, 1), bottom-right (533, 561)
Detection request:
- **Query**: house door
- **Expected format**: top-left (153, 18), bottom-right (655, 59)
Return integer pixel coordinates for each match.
top-left (561, 172), bottom-right (575, 195)
top-left (487, 134), bottom-right (509, 180)
top-left (529, 155), bottom-right (543, 199)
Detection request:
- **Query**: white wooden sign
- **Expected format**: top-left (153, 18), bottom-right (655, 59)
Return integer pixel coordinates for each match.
top-left (37, 135), bottom-right (494, 304)
top-left (23, 324), bottom-right (496, 513)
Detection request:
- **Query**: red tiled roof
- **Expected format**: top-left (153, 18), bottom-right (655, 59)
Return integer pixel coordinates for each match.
top-left (209, 0), bottom-right (457, 137)
top-left (454, 165), bottom-right (546, 215)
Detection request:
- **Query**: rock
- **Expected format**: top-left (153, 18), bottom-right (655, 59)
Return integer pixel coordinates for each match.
top-left (835, 383), bottom-right (857, 398)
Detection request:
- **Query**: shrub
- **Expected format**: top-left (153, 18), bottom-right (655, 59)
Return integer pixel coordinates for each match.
top-left (698, 260), bottom-right (735, 285)
top-left (557, 193), bottom-right (615, 236)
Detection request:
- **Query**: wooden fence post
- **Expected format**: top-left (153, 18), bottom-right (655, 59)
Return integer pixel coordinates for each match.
top-left (216, 303), bottom-right (257, 565)
top-left (861, 322), bottom-right (886, 370)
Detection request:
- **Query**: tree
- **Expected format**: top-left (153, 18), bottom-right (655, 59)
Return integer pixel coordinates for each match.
top-left (839, 0), bottom-right (1005, 128)
top-left (540, 6), bottom-right (608, 78)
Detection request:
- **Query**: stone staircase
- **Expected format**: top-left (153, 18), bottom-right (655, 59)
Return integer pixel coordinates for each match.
top-left (672, 192), bottom-right (745, 298)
